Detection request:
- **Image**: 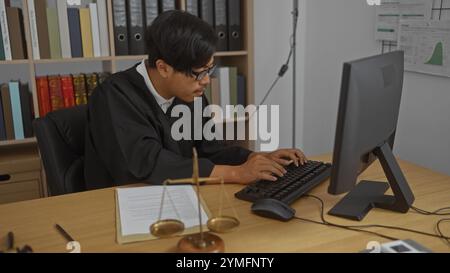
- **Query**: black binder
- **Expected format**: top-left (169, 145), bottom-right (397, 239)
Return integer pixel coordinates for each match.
top-left (127, 0), bottom-right (146, 55)
top-left (144, 0), bottom-right (159, 27)
top-left (67, 8), bottom-right (83, 58)
top-left (199, 0), bottom-right (213, 26)
top-left (112, 0), bottom-right (129, 56)
top-left (0, 91), bottom-right (6, 141)
top-left (159, 0), bottom-right (176, 12)
top-left (186, 0), bottom-right (199, 17)
top-left (214, 0), bottom-right (228, 51)
top-left (19, 84), bottom-right (33, 138)
top-left (227, 0), bottom-right (242, 51)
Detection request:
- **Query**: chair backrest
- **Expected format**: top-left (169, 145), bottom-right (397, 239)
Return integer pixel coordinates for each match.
top-left (33, 106), bottom-right (87, 196)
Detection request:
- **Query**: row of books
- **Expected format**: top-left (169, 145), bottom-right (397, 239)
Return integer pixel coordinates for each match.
top-left (112, 0), bottom-right (243, 56)
top-left (0, 0), bottom-right (28, 60)
top-left (36, 72), bottom-right (110, 118)
top-left (205, 66), bottom-right (246, 109)
top-left (0, 82), bottom-right (34, 141)
top-left (0, 0), bottom-right (111, 61)
top-left (28, 0), bottom-right (110, 59)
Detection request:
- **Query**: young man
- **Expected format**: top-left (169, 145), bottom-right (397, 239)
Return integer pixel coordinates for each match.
top-left (84, 11), bottom-right (307, 190)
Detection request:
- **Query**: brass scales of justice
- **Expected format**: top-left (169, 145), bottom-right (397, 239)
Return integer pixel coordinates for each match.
top-left (150, 148), bottom-right (240, 253)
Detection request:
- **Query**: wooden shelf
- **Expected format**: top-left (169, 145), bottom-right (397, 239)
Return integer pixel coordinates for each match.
top-left (0, 60), bottom-right (29, 65)
top-left (114, 51), bottom-right (249, 60)
top-left (1, 0), bottom-right (254, 140)
top-left (33, 56), bottom-right (113, 64)
top-left (0, 137), bottom-right (37, 147)
top-left (114, 55), bottom-right (148, 61)
top-left (215, 51), bottom-right (248, 57)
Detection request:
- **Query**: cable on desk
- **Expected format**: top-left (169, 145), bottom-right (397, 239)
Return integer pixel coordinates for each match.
top-left (297, 194), bottom-right (450, 247)
top-left (293, 216), bottom-right (398, 241)
top-left (411, 206), bottom-right (450, 216)
top-left (436, 218), bottom-right (450, 246)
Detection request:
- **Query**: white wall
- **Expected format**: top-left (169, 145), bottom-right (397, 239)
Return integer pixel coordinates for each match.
top-left (301, 0), bottom-right (379, 155)
top-left (255, 0), bottom-right (450, 175)
top-left (254, 0), bottom-right (297, 149)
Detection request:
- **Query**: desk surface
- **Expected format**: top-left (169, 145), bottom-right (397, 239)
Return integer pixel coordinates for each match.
top-left (1, 155), bottom-right (449, 253)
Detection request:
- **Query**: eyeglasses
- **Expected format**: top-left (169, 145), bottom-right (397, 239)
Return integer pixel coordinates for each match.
top-left (190, 64), bottom-right (217, 81)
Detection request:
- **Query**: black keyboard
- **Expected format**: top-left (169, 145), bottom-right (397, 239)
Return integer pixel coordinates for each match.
top-left (235, 161), bottom-right (332, 204)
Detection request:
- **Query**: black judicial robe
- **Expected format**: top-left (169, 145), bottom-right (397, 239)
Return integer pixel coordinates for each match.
top-left (84, 65), bottom-right (252, 190)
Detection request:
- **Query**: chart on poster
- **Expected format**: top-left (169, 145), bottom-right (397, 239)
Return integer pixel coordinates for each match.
top-left (398, 20), bottom-right (450, 77)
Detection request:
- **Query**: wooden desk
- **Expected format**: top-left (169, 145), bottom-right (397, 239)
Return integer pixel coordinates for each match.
top-left (0, 155), bottom-right (449, 253)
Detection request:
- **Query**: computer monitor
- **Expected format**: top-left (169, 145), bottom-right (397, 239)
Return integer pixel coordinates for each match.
top-left (328, 51), bottom-right (415, 221)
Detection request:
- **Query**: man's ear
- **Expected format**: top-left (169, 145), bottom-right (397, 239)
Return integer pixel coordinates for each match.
top-left (155, 59), bottom-right (173, 79)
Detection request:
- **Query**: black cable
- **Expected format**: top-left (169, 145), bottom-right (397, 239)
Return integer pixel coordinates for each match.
top-left (301, 194), bottom-right (450, 245)
top-left (257, 5), bottom-right (299, 107)
top-left (411, 206), bottom-right (450, 216)
top-left (436, 219), bottom-right (450, 246)
top-left (293, 216), bottom-right (398, 241)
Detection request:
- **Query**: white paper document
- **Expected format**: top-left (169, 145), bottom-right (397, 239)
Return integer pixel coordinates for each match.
top-left (375, 0), bottom-right (433, 41)
top-left (398, 20), bottom-right (450, 77)
top-left (116, 186), bottom-right (209, 236)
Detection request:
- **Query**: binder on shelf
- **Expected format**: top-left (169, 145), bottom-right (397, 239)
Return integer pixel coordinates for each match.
top-left (67, 8), bottom-right (83, 58)
top-left (46, 6), bottom-right (62, 59)
top-left (0, 91), bottom-right (6, 140)
top-left (19, 84), bottom-right (33, 138)
top-left (204, 82), bottom-right (212, 103)
top-left (214, 0), bottom-right (228, 51)
top-left (27, 0), bottom-right (40, 59)
top-left (112, 0), bottom-right (129, 56)
top-left (229, 67), bottom-right (238, 106)
top-left (159, 0), bottom-right (176, 12)
top-left (237, 75), bottom-right (246, 106)
top-left (186, 0), bottom-right (199, 17)
top-left (144, 0), bottom-right (159, 28)
top-left (8, 82), bottom-right (24, 140)
top-left (34, 0), bottom-right (51, 59)
top-left (89, 3), bottom-right (102, 57)
top-left (227, 0), bottom-right (242, 51)
top-left (210, 77), bottom-right (220, 106)
top-left (218, 67), bottom-right (230, 110)
top-left (0, 28), bottom-right (4, 60)
top-left (96, 0), bottom-right (110, 57)
top-left (0, 0), bottom-right (12, 60)
top-left (79, 8), bottom-right (94, 58)
top-left (199, 0), bottom-right (213, 26)
top-left (127, 0), bottom-right (146, 55)
top-left (56, 0), bottom-right (71, 59)
top-left (0, 84), bottom-right (14, 140)
top-left (6, 7), bottom-right (27, 59)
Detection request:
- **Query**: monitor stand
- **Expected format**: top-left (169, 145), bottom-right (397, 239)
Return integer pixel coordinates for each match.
top-left (328, 142), bottom-right (415, 221)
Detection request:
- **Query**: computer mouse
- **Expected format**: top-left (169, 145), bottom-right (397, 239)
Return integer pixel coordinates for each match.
top-left (251, 198), bottom-right (296, 221)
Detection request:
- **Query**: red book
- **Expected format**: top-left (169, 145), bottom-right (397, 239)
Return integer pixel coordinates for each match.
top-left (60, 75), bottom-right (76, 108)
top-left (48, 75), bottom-right (64, 112)
top-left (36, 76), bottom-right (51, 117)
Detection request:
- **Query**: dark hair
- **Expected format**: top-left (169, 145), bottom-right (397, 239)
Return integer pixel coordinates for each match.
top-left (146, 10), bottom-right (218, 74)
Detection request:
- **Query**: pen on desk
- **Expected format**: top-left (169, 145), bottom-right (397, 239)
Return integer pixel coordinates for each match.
top-left (55, 224), bottom-right (75, 242)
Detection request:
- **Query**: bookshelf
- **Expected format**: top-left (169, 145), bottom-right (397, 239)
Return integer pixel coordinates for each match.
top-left (0, 0), bottom-right (254, 199)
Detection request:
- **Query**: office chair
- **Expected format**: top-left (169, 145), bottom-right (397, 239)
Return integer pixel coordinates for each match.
top-left (33, 106), bottom-right (87, 196)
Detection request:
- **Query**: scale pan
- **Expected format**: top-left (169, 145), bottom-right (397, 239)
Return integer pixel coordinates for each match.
top-left (150, 219), bottom-right (185, 238)
top-left (207, 216), bottom-right (240, 233)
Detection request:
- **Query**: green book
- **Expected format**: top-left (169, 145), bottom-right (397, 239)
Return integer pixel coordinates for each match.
top-left (0, 30), bottom-right (4, 60)
top-left (229, 67), bottom-right (238, 106)
top-left (46, 8), bottom-right (62, 59)
top-left (205, 83), bottom-right (212, 103)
